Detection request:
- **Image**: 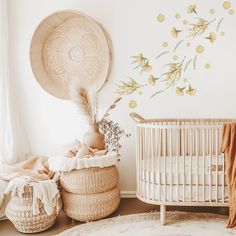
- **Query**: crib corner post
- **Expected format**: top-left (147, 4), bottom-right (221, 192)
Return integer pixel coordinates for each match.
top-left (160, 205), bottom-right (166, 225)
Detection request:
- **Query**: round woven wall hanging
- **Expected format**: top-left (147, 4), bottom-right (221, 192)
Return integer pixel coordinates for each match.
top-left (30, 10), bottom-right (112, 99)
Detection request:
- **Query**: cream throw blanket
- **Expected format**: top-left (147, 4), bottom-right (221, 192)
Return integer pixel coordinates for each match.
top-left (0, 155), bottom-right (53, 181)
top-left (0, 155), bottom-right (60, 217)
top-left (4, 176), bottom-right (61, 216)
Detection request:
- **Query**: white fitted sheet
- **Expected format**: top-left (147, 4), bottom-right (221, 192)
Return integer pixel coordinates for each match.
top-left (139, 155), bottom-right (228, 202)
top-left (141, 182), bottom-right (228, 202)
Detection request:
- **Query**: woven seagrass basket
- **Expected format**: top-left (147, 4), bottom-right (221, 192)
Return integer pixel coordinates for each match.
top-left (60, 165), bottom-right (119, 194)
top-left (5, 185), bottom-right (58, 233)
top-left (62, 185), bottom-right (120, 222)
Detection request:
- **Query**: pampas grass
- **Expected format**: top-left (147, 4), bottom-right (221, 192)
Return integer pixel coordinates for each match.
top-left (102, 97), bottom-right (122, 120)
top-left (70, 81), bottom-right (98, 125)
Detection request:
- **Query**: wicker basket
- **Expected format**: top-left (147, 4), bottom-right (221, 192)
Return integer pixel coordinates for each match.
top-left (60, 165), bottom-right (119, 194)
top-left (5, 185), bottom-right (57, 233)
top-left (62, 185), bottom-right (120, 221)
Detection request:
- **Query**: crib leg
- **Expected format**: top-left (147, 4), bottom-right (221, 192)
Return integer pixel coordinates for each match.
top-left (160, 205), bottom-right (166, 225)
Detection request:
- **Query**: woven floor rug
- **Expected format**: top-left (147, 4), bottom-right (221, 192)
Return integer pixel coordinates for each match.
top-left (58, 211), bottom-right (236, 236)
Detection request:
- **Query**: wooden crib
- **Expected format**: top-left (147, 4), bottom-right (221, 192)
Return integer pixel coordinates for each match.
top-left (130, 113), bottom-right (234, 225)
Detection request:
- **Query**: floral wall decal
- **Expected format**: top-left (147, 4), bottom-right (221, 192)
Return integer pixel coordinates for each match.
top-left (116, 1), bottom-right (235, 109)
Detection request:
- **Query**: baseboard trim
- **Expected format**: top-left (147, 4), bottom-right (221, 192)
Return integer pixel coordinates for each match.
top-left (120, 191), bottom-right (136, 198)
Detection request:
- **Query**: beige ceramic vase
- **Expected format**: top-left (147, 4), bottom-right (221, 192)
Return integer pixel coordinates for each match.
top-left (83, 123), bottom-right (105, 150)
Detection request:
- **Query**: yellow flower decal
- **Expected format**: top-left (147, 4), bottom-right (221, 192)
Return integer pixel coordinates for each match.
top-left (171, 27), bottom-right (181, 38)
top-left (206, 32), bottom-right (216, 43)
top-left (141, 62), bottom-right (152, 73)
top-left (162, 41), bottom-right (168, 47)
top-left (189, 18), bottom-right (213, 37)
top-left (175, 13), bottom-right (181, 19)
top-left (223, 1), bottom-right (231, 10)
top-left (157, 14), bottom-right (165, 22)
top-left (164, 62), bottom-right (183, 87)
top-left (229, 9), bottom-right (234, 15)
top-left (129, 100), bottom-right (137, 109)
top-left (131, 53), bottom-right (144, 67)
top-left (186, 85), bottom-right (197, 96)
top-left (126, 2), bottom-right (231, 99)
top-left (210, 8), bottom-right (215, 14)
top-left (187, 5), bottom-right (197, 14)
top-left (148, 75), bottom-right (158, 85)
top-left (131, 53), bottom-right (152, 73)
top-left (196, 45), bottom-right (204, 54)
top-left (116, 78), bottom-right (144, 95)
top-left (173, 55), bottom-right (178, 61)
top-left (176, 87), bottom-right (185, 96)
top-left (134, 53), bottom-right (145, 65)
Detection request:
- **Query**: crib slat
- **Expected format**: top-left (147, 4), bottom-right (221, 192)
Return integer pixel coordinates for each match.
top-left (143, 127), bottom-right (146, 199)
top-left (209, 128), bottom-right (212, 203)
top-left (158, 127), bottom-right (161, 201)
top-left (170, 127), bottom-right (173, 202)
top-left (183, 127), bottom-right (186, 202)
top-left (176, 123), bottom-right (179, 202)
top-left (203, 126), bottom-right (205, 202)
top-left (189, 125), bottom-right (192, 202)
top-left (147, 127), bottom-right (150, 201)
top-left (139, 127), bottom-right (142, 198)
top-left (216, 126), bottom-right (219, 203)
top-left (163, 125), bottom-right (167, 202)
top-left (151, 128), bottom-right (155, 201)
top-left (136, 126), bottom-right (139, 197)
top-left (222, 124), bottom-right (225, 203)
top-left (196, 124), bottom-right (199, 202)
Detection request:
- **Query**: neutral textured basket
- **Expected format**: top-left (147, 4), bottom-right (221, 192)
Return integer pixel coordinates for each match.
top-left (5, 185), bottom-right (57, 233)
top-left (60, 165), bottom-right (119, 194)
top-left (62, 185), bottom-right (120, 222)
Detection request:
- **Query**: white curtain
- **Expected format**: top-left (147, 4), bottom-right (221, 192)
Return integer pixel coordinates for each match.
top-left (0, 0), bottom-right (30, 165)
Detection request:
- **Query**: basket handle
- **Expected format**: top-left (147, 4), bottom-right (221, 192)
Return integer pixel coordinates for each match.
top-left (129, 112), bottom-right (146, 123)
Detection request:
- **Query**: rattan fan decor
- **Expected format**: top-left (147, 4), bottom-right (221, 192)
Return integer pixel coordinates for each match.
top-left (30, 10), bottom-right (112, 99)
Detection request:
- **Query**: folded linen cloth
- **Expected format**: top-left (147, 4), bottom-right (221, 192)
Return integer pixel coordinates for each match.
top-left (64, 139), bottom-right (107, 158)
top-left (49, 152), bottom-right (119, 172)
top-left (0, 155), bottom-right (53, 181)
top-left (4, 176), bottom-right (61, 216)
top-left (221, 123), bottom-right (236, 228)
top-left (0, 155), bottom-right (56, 218)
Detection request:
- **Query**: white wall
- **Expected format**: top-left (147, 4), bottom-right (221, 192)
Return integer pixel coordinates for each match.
top-left (7, 0), bottom-right (236, 192)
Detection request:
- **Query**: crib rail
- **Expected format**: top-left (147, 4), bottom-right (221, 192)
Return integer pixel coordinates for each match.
top-left (130, 112), bottom-right (236, 124)
top-left (132, 113), bottom-right (233, 206)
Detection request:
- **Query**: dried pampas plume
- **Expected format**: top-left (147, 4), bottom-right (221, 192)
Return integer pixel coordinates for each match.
top-left (102, 97), bottom-right (122, 119)
top-left (70, 81), bottom-right (98, 125)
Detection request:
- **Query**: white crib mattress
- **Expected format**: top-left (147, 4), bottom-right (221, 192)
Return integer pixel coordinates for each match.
top-left (141, 182), bottom-right (228, 202)
top-left (141, 155), bottom-right (226, 185)
top-left (139, 155), bottom-right (228, 202)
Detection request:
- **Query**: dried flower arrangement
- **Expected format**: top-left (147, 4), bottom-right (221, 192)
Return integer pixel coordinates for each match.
top-left (70, 84), bottom-right (130, 154)
top-left (99, 97), bottom-right (131, 154)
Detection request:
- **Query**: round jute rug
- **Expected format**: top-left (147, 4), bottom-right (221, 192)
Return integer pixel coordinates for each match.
top-left (58, 211), bottom-right (236, 236)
